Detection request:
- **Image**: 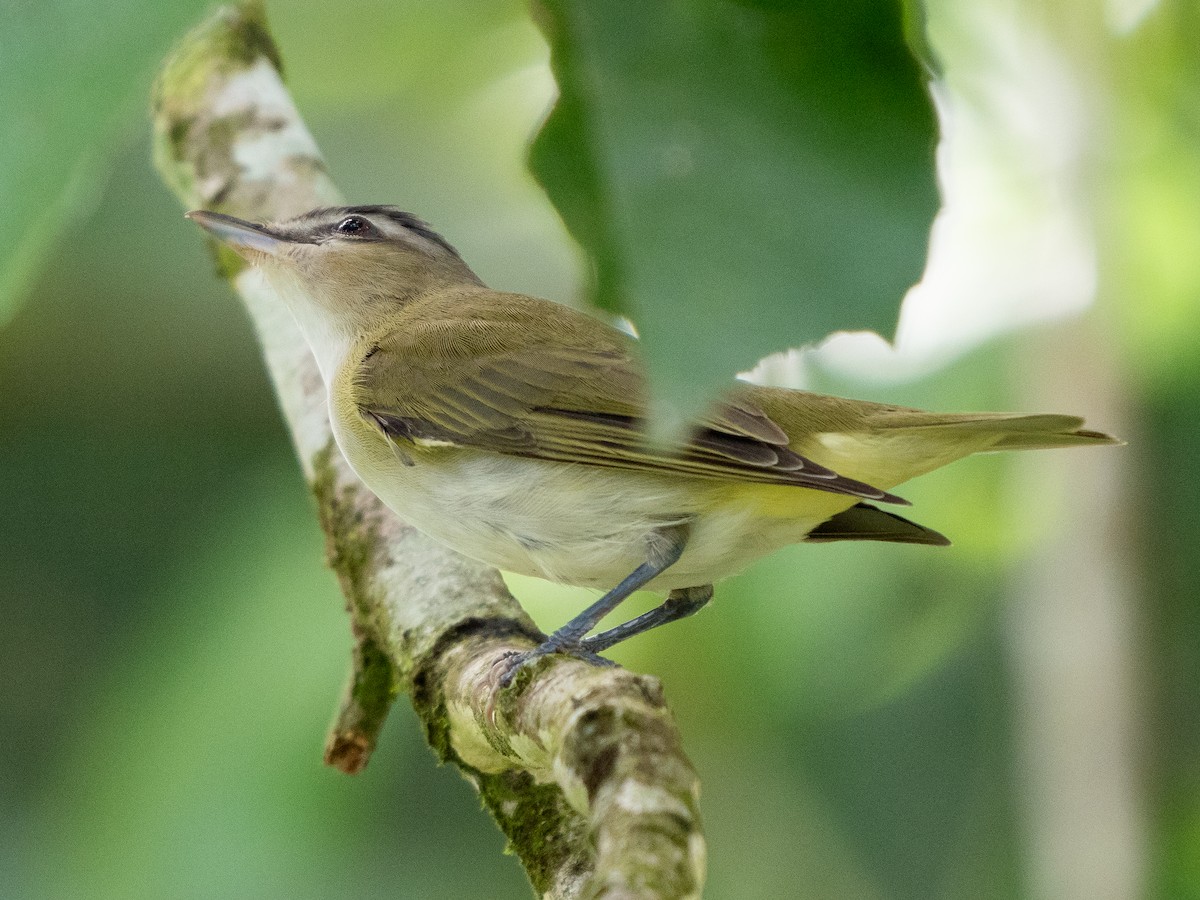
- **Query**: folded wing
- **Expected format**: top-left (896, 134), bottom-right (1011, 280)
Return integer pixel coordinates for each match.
top-left (354, 291), bottom-right (904, 505)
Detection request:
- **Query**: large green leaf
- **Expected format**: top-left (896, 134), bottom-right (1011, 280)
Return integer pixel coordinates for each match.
top-left (530, 0), bottom-right (939, 426)
top-left (0, 0), bottom-right (209, 326)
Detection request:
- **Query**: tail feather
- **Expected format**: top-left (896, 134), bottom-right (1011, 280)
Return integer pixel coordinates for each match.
top-left (990, 426), bottom-right (1119, 451)
top-left (881, 411), bottom-right (1120, 451)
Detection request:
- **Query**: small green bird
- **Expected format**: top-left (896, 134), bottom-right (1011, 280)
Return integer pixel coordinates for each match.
top-left (189, 205), bottom-right (1117, 680)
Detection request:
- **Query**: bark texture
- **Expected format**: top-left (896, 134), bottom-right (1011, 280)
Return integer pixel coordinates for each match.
top-left (151, 4), bottom-right (705, 897)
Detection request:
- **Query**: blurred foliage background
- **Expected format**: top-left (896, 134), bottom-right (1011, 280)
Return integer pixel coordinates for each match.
top-left (1, 0), bottom-right (1197, 898)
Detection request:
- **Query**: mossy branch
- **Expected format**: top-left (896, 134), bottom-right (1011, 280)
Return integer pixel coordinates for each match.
top-left (150, 3), bottom-right (704, 897)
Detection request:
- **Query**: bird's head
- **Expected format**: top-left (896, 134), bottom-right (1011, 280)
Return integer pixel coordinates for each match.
top-left (187, 205), bottom-right (483, 377)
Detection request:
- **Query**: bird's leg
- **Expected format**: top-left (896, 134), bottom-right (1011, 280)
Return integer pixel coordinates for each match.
top-left (580, 584), bottom-right (714, 653)
top-left (498, 525), bottom-right (688, 686)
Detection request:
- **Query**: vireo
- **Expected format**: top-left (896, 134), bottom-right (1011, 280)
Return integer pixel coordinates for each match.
top-left (188, 206), bottom-right (1116, 681)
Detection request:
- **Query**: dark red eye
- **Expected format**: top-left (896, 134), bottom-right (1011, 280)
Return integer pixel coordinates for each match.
top-left (336, 216), bottom-right (369, 235)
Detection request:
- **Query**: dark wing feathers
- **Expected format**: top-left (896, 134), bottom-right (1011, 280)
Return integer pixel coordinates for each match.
top-left (355, 293), bottom-right (904, 504)
top-left (806, 504), bottom-right (950, 546)
top-left (705, 398), bottom-right (790, 445)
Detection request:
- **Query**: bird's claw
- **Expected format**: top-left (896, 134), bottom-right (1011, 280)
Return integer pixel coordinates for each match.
top-left (496, 640), bottom-right (617, 688)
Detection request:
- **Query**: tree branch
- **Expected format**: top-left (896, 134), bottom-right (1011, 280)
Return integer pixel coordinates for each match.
top-left (150, 3), bottom-right (705, 897)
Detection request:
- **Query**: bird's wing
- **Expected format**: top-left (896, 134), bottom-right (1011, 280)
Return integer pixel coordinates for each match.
top-left (352, 291), bottom-right (903, 504)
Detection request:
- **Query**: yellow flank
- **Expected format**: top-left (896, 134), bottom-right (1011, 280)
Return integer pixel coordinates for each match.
top-left (710, 481), bottom-right (857, 522)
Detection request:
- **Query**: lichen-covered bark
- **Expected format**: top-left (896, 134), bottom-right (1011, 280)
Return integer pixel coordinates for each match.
top-left (151, 3), bottom-right (705, 897)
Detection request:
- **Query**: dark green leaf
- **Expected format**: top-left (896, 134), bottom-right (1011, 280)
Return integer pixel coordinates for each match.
top-left (530, 0), bottom-right (939, 426)
top-left (0, 0), bottom-right (210, 325)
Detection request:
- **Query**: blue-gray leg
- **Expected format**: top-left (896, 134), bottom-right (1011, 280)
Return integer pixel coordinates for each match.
top-left (498, 525), bottom-right (689, 685)
top-left (580, 584), bottom-right (714, 653)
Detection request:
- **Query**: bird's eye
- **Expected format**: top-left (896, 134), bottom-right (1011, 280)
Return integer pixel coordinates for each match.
top-left (335, 216), bottom-right (370, 235)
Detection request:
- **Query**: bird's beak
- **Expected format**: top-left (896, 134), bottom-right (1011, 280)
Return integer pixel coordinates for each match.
top-left (186, 210), bottom-right (288, 259)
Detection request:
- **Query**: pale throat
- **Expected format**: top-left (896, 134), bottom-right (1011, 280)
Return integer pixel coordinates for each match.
top-left (265, 266), bottom-right (355, 386)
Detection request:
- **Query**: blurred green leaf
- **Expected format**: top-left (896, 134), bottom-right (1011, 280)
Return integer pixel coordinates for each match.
top-left (530, 0), bottom-right (938, 426)
top-left (799, 627), bottom-right (1019, 900)
top-left (0, 0), bottom-right (209, 325)
top-left (1104, 0), bottom-right (1200, 387)
top-left (22, 471), bottom-right (528, 900)
top-left (272, 0), bottom-right (531, 110)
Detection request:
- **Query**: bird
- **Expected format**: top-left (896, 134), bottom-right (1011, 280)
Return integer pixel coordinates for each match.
top-left (187, 205), bottom-right (1118, 681)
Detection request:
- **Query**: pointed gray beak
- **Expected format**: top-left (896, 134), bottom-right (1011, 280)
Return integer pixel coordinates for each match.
top-left (186, 210), bottom-right (288, 258)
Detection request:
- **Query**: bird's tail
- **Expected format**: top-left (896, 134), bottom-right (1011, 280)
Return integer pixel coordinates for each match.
top-left (884, 412), bottom-right (1120, 451)
top-left (819, 410), bottom-right (1123, 491)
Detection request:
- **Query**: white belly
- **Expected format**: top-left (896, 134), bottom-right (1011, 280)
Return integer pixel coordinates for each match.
top-left (334, 416), bottom-right (831, 592)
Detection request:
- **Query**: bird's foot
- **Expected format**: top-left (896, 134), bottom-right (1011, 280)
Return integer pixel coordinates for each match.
top-left (496, 639), bottom-right (617, 688)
